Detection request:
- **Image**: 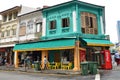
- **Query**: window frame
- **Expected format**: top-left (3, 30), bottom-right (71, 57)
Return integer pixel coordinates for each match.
top-left (12, 29), bottom-right (16, 35)
top-left (9, 13), bottom-right (12, 21)
top-left (81, 12), bottom-right (98, 34)
top-left (49, 20), bottom-right (56, 30)
top-left (36, 22), bottom-right (42, 32)
top-left (1, 32), bottom-right (4, 37)
top-left (62, 17), bottom-right (70, 28)
top-left (13, 11), bottom-right (18, 19)
top-left (3, 15), bottom-right (7, 22)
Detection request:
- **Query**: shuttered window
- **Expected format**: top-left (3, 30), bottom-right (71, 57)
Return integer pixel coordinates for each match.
top-left (81, 12), bottom-right (98, 34)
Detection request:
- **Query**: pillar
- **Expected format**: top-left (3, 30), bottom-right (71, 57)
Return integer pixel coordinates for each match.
top-left (73, 41), bottom-right (80, 71)
top-left (41, 50), bottom-right (48, 69)
top-left (14, 51), bottom-right (19, 68)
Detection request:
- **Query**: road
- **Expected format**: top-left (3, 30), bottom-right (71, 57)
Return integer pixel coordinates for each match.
top-left (0, 71), bottom-right (95, 80)
top-left (100, 70), bottom-right (120, 80)
top-left (100, 65), bottom-right (120, 80)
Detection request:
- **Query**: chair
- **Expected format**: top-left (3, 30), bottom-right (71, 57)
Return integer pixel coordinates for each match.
top-left (52, 62), bottom-right (61, 69)
top-left (66, 62), bottom-right (72, 69)
top-left (47, 62), bottom-right (52, 69)
top-left (61, 63), bottom-right (67, 69)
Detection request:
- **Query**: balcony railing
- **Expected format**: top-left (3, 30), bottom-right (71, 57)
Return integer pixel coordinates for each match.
top-left (62, 27), bottom-right (70, 33)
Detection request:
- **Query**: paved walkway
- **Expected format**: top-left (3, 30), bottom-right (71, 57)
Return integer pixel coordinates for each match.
top-left (0, 65), bottom-right (81, 75)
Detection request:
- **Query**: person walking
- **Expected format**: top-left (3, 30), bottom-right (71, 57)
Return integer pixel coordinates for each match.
top-left (115, 50), bottom-right (120, 66)
top-left (43, 56), bottom-right (48, 70)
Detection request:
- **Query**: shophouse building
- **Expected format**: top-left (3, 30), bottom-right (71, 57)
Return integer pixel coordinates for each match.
top-left (0, 6), bottom-right (35, 65)
top-left (17, 8), bottom-right (43, 65)
top-left (13, 0), bottom-right (113, 71)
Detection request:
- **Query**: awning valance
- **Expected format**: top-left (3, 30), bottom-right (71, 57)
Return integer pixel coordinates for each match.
top-left (13, 38), bottom-right (76, 51)
top-left (83, 38), bottom-right (114, 46)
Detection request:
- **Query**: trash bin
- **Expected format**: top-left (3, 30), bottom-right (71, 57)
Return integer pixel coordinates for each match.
top-left (88, 61), bottom-right (98, 75)
top-left (80, 62), bottom-right (89, 75)
top-left (34, 61), bottom-right (40, 71)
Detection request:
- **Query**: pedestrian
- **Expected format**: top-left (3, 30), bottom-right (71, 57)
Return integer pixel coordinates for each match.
top-left (114, 50), bottom-right (120, 66)
top-left (24, 55), bottom-right (32, 71)
top-left (43, 56), bottom-right (48, 70)
top-left (0, 54), bottom-right (2, 65)
top-left (111, 53), bottom-right (117, 69)
top-left (21, 53), bottom-right (25, 66)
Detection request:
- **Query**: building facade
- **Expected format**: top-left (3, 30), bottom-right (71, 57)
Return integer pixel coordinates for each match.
top-left (13, 0), bottom-right (113, 71)
top-left (117, 21), bottom-right (120, 42)
top-left (17, 9), bottom-right (43, 65)
top-left (18, 9), bottom-right (42, 43)
top-left (41, 0), bottom-right (113, 70)
top-left (0, 6), bottom-right (35, 65)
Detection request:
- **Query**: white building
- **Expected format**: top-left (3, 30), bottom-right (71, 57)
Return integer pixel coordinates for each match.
top-left (0, 5), bottom-right (35, 64)
top-left (18, 8), bottom-right (43, 43)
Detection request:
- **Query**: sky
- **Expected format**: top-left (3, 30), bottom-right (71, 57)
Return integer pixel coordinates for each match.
top-left (0, 0), bottom-right (119, 44)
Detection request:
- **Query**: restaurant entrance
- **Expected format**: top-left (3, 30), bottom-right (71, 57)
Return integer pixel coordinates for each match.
top-left (48, 49), bottom-right (74, 69)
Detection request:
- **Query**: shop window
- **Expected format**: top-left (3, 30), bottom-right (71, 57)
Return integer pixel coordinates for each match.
top-left (62, 17), bottom-right (70, 28)
top-left (49, 20), bottom-right (56, 30)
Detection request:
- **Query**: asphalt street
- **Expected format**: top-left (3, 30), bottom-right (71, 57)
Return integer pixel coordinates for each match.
top-left (0, 71), bottom-right (95, 80)
top-left (100, 70), bottom-right (120, 80)
top-left (100, 64), bottom-right (120, 80)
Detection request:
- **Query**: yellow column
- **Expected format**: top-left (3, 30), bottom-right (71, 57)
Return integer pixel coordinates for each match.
top-left (73, 41), bottom-right (80, 71)
top-left (41, 50), bottom-right (48, 69)
top-left (14, 51), bottom-right (19, 68)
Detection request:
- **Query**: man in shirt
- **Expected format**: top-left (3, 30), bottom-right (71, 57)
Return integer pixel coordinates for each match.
top-left (43, 56), bottom-right (48, 69)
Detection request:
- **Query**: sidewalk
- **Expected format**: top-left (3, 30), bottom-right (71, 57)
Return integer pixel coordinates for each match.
top-left (15, 67), bottom-right (81, 75)
top-left (0, 65), bottom-right (81, 75)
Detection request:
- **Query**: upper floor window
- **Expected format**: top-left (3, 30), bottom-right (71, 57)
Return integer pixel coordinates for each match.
top-left (13, 11), bottom-right (18, 19)
top-left (1, 32), bottom-right (4, 37)
top-left (9, 13), bottom-right (12, 21)
top-left (27, 20), bottom-right (34, 29)
top-left (85, 16), bottom-right (93, 28)
top-left (6, 30), bottom-right (10, 36)
top-left (81, 12), bottom-right (98, 34)
top-left (12, 29), bottom-right (16, 35)
top-left (27, 20), bottom-right (34, 34)
top-left (62, 17), bottom-right (70, 28)
top-left (3, 15), bottom-right (7, 22)
top-left (36, 22), bottom-right (42, 32)
top-left (49, 20), bottom-right (56, 30)
top-left (20, 22), bottom-right (26, 27)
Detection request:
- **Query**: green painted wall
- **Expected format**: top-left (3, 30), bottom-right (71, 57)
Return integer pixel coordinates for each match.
top-left (45, 5), bottom-right (75, 38)
top-left (42, 0), bottom-right (106, 40)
